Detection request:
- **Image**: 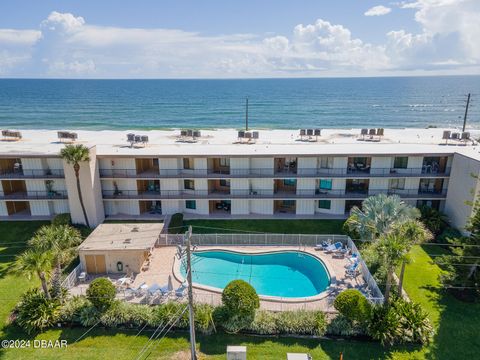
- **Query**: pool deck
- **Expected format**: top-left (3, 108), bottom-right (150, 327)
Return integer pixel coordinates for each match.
top-left (69, 245), bottom-right (365, 312)
top-left (138, 245), bottom-right (364, 312)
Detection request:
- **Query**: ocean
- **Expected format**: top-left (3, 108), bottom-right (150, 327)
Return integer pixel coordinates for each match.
top-left (0, 76), bottom-right (478, 130)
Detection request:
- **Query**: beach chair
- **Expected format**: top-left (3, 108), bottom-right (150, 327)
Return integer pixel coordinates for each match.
top-left (314, 239), bottom-right (332, 251)
top-left (324, 242), bottom-right (342, 254)
top-left (346, 262), bottom-right (360, 277)
top-left (347, 253), bottom-right (359, 264)
top-left (174, 283), bottom-right (187, 299)
top-left (332, 246), bottom-right (348, 259)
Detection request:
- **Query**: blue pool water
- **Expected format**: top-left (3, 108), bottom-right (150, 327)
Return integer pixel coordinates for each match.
top-left (180, 250), bottom-right (330, 298)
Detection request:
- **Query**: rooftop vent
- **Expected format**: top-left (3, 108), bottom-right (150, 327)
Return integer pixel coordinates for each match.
top-left (177, 129), bottom-right (200, 143)
top-left (123, 238), bottom-right (132, 244)
top-left (131, 227), bottom-right (139, 232)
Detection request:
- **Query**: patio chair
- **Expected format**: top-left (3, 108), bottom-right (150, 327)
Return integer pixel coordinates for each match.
top-left (332, 246), bottom-right (348, 259)
top-left (324, 242), bottom-right (342, 254)
top-left (347, 253), bottom-right (359, 264)
top-left (175, 283), bottom-right (187, 298)
top-left (346, 262), bottom-right (360, 277)
top-left (314, 239), bottom-right (332, 251)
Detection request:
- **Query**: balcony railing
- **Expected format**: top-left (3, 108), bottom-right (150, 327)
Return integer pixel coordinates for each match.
top-left (0, 169), bottom-right (64, 179)
top-left (0, 190), bottom-right (68, 200)
top-left (99, 167), bottom-right (451, 179)
top-left (102, 188), bottom-right (447, 200)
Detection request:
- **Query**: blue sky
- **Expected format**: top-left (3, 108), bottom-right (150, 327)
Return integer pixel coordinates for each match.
top-left (0, 0), bottom-right (479, 78)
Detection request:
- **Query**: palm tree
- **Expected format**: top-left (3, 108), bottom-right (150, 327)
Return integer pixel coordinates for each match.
top-left (60, 144), bottom-right (91, 227)
top-left (13, 249), bottom-right (53, 299)
top-left (395, 220), bottom-right (433, 294)
top-left (345, 194), bottom-right (420, 240)
top-left (376, 220), bottom-right (432, 304)
top-left (29, 225), bottom-right (83, 298)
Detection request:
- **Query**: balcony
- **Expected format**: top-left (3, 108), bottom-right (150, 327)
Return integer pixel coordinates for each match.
top-left (135, 158), bottom-right (159, 177)
top-left (208, 179), bottom-right (230, 195)
top-left (102, 188), bottom-right (447, 200)
top-left (274, 200), bottom-right (296, 214)
top-left (0, 190), bottom-right (68, 200)
top-left (274, 157), bottom-right (297, 175)
top-left (347, 157), bottom-right (371, 174)
top-left (274, 179), bottom-right (296, 195)
top-left (346, 179), bottom-right (369, 195)
top-left (208, 158), bottom-right (230, 175)
top-left (0, 159), bottom-right (64, 179)
top-left (99, 166), bottom-right (451, 179)
top-left (422, 156), bottom-right (449, 175)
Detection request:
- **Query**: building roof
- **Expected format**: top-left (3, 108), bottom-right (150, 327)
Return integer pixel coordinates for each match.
top-left (78, 223), bottom-right (163, 251)
top-left (1, 128), bottom-right (479, 160)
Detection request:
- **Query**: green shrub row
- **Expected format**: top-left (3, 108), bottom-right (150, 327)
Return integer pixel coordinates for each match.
top-left (247, 309), bottom-right (328, 336)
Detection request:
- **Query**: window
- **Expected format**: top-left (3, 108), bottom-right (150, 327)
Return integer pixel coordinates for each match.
top-left (219, 179), bottom-right (230, 187)
top-left (219, 158), bottom-right (230, 167)
top-left (183, 158), bottom-right (193, 170)
top-left (184, 179), bottom-right (195, 190)
top-left (283, 179), bottom-right (296, 186)
top-left (394, 157), bottom-right (408, 169)
top-left (318, 200), bottom-right (331, 209)
top-left (389, 178), bottom-right (405, 190)
top-left (185, 200), bottom-right (196, 209)
top-left (319, 156), bottom-right (333, 169)
top-left (319, 179), bottom-right (332, 190)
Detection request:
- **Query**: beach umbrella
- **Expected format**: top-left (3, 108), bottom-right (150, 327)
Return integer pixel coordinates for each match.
top-left (168, 275), bottom-right (174, 291)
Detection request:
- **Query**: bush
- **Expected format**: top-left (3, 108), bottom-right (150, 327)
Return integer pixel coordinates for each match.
top-left (194, 303), bottom-right (216, 335)
top-left (59, 295), bottom-right (90, 324)
top-left (419, 206), bottom-right (447, 236)
top-left (169, 213), bottom-right (184, 234)
top-left (15, 289), bottom-right (60, 334)
top-left (276, 310), bottom-right (327, 336)
top-left (51, 213), bottom-right (72, 226)
top-left (436, 226), bottom-right (462, 244)
top-left (151, 302), bottom-right (189, 329)
top-left (327, 315), bottom-right (364, 337)
top-left (247, 310), bottom-right (278, 335)
top-left (222, 280), bottom-right (259, 318)
top-left (79, 304), bottom-right (100, 326)
top-left (334, 289), bottom-right (371, 324)
top-left (86, 278), bottom-right (116, 311)
top-left (367, 297), bottom-right (433, 346)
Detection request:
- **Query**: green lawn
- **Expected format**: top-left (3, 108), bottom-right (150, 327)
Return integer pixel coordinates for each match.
top-left (0, 220), bottom-right (479, 359)
top-left (184, 219), bottom-right (346, 234)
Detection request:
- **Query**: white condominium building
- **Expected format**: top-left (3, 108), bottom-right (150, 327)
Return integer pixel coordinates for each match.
top-left (1, 128), bottom-right (479, 232)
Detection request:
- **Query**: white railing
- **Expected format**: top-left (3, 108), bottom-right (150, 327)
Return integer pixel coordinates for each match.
top-left (62, 263), bottom-right (83, 290)
top-left (347, 237), bottom-right (384, 304)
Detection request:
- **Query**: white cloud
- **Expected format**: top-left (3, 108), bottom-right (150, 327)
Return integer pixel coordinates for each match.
top-left (0, 7), bottom-right (479, 78)
top-left (364, 5), bottom-right (392, 16)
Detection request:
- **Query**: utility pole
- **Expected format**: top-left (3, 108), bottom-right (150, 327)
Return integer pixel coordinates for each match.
top-left (185, 226), bottom-right (197, 360)
top-left (462, 93), bottom-right (471, 132)
top-left (245, 96), bottom-right (249, 131)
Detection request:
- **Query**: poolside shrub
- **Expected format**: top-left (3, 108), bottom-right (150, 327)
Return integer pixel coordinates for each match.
top-left (276, 310), bottom-right (327, 336)
top-left (334, 289), bottom-right (371, 324)
top-left (151, 302), bottom-right (189, 329)
top-left (326, 314), bottom-right (364, 337)
top-left (100, 300), bottom-right (131, 327)
top-left (79, 304), bottom-right (100, 326)
top-left (247, 310), bottom-right (279, 335)
top-left (51, 213), bottom-right (72, 226)
top-left (59, 295), bottom-right (90, 324)
top-left (222, 280), bottom-right (259, 319)
top-left (15, 288), bottom-right (61, 334)
top-left (169, 213), bottom-right (184, 234)
top-left (86, 277), bottom-right (116, 311)
top-left (124, 303), bottom-right (154, 327)
top-left (194, 303), bottom-right (216, 334)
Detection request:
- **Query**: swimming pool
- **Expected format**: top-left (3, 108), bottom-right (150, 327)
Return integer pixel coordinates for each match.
top-left (180, 250), bottom-right (331, 298)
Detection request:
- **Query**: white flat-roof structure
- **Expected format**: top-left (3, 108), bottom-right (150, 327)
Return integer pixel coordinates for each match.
top-left (1, 127), bottom-right (479, 231)
top-left (78, 223), bottom-right (163, 274)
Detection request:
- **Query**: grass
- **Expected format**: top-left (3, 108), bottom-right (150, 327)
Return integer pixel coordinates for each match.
top-left (184, 219), bottom-right (346, 234)
top-left (0, 220), bottom-right (479, 359)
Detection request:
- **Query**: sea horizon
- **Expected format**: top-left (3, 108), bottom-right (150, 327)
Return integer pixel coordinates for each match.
top-left (1, 75), bottom-right (479, 131)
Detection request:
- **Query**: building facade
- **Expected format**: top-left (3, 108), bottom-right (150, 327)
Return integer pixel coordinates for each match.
top-left (1, 129), bottom-right (479, 231)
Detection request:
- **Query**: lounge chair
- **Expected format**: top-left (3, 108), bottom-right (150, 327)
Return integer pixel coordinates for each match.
top-left (324, 242), bottom-right (342, 254)
top-left (175, 283), bottom-right (187, 298)
top-left (332, 246), bottom-right (348, 259)
top-left (347, 253), bottom-right (359, 264)
top-left (125, 282), bottom-right (147, 298)
top-left (314, 239), bottom-right (332, 251)
top-left (346, 262), bottom-right (360, 277)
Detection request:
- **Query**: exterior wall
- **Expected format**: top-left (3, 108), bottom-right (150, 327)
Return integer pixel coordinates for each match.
top-left (251, 178), bottom-right (273, 194)
top-left (297, 157), bottom-right (317, 175)
top-left (250, 199), bottom-right (273, 214)
top-left (444, 153), bottom-right (480, 231)
top-left (232, 199), bottom-right (250, 215)
top-left (104, 200), bottom-right (140, 216)
top-left (80, 249), bottom-right (147, 274)
top-left (315, 199), bottom-right (345, 215)
top-left (159, 158), bottom-right (180, 175)
top-left (183, 199), bottom-right (209, 215)
top-left (64, 146), bottom-right (105, 227)
top-left (371, 156), bottom-right (391, 175)
top-left (296, 199), bottom-right (314, 215)
top-left (0, 202), bottom-right (7, 216)
top-left (195, 158), bottom-right (208, 175)
top-left (99, 158), bottom-right (136, 176)
top-left (250, 157), bottom-right (273, 175)
top-left (230, 158), bottom-right (249, 173)
top-left (161, 200), bottom-right (181, 214)
top-left (333, 157), bottom-right (348, 174)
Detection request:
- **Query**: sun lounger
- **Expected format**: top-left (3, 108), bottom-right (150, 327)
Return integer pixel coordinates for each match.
top-left (175, 283), bottom-right (187, 298)
top-left (346, 262), bottom-right (360, 277)
top-left (347, 253), bottom-right (359, 264)
top-left (324, 242), bottom-right (342, 253)
top-left (332, 246), bottom-right (348, 258)
top-left (314, 239), bottom-right (332, 251)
